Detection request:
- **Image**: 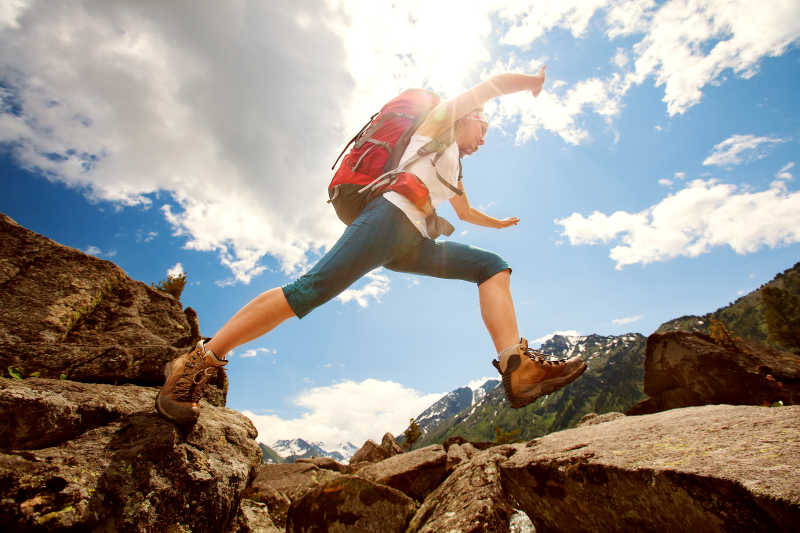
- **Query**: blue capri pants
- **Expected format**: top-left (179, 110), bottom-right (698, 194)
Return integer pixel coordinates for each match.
top-left (282, 197), bottom-right (511, 318)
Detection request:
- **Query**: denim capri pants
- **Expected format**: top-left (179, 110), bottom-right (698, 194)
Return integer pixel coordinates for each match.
top-left (282, 197), bottom-right (511, 318)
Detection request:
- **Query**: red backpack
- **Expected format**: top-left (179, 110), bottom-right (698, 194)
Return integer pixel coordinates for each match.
top-left (328, 89), bottom-right (443, 225)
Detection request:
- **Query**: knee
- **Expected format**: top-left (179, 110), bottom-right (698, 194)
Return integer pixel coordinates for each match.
top-left (481, 268), bottom-right (511, 288)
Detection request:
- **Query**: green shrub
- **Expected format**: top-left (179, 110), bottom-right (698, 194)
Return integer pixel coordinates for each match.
top-left (152, 272), bottom-right (187, 301)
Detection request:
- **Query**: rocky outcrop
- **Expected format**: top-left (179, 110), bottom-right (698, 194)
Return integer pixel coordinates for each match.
top-left (0, 377), bottom-right (260, 532)
top-left (286, 475), bottom-right (416, 533)
top-left (0, 213), bottom-right (225, 403)
top-left (3, 213), bottom-right (800, 532)
top-left (501, 404), bottom-right (800, 532)
top-left (629, 331), bottom-right (800, 415)
top-left (348, 432), bottom-right (403, 465)
top-left (241, 462), bottom-right (345, 529)
top-left (407, 445), bottom-right (518, 533)
top-left (355, 444), bottom-right (448, 501)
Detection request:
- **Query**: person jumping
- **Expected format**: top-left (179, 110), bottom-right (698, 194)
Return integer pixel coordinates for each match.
top-left (156, 67), bottom-right (587, 427)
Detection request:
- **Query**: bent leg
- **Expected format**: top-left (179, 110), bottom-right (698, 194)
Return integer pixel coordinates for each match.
top-left (205, 287), bottom-right (294, 358)
top-left (386, 239), bottom-right (516, 352)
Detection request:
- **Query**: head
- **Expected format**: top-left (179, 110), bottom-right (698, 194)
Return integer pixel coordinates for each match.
top-left (454, 108), bottom-right (488, 157)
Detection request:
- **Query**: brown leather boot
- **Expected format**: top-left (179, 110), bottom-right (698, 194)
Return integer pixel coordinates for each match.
top-left (492, 338), bottom-right (586, 408)
top-left (155, 341), bottom-right (227, 427)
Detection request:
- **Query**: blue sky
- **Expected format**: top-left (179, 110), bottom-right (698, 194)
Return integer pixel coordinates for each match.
top-left (2, 1), bottom-right (799, 449)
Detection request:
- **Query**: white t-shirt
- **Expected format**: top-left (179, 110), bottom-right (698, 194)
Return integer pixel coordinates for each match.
top-left (383, 103), bottom-right (462, 238)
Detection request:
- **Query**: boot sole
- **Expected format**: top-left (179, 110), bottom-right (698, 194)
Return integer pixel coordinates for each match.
top-left (505, 359), bottom-right (588, 409)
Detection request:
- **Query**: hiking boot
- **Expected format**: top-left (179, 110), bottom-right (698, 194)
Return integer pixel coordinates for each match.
top-left (155, 341), bottom-right (227, 427)
top-left (492, 338), bottom-right (586, 409)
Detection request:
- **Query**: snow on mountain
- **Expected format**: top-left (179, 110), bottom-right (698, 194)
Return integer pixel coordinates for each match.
top-left (413, 379), bottom-right (499, 436)
top-left (270, 438), bottom-right (358, 463)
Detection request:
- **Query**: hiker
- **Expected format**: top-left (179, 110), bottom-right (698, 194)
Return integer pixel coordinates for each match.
top-left (156, 67), bottom-right (587, 427)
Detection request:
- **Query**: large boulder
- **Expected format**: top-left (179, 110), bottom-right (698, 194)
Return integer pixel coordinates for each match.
top-left (629, 331), bottom-right (800, 414)
top-left (286, 475), bottom-right (416, 533)
top-left (0, 377), bottom-right (261, 532)
top-left (349, 432), bottom-right (403, 466)
top-left (0, 213), bottom-right (225, 404)
top-left (500, 404), bottom-right (800, 532)
top-left (407, 445), bottom-right (521, 533)
top-left (355, 444), bottom-right (447, 501)
top-left (241, 462), bottom-right (344, 528)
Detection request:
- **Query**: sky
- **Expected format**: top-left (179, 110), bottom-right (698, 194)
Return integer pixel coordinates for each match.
top-left (1, 0), bottom-right (799, 449)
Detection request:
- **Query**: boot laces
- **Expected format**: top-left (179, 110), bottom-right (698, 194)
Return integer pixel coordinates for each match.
top-left (173, 346), bottom-right (217, 403)
top-left (523, 346), bottom-right (565, 367)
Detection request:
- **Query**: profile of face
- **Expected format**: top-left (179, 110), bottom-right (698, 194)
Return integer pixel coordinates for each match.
top-left (455, 116), bottom-right (488, 157)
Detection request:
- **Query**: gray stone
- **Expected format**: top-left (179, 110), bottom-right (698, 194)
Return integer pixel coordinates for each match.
top-left (629, 331), bottom-right (800, 415)
top-left (0, 379), bottom-right (260, 533)
top-left (576, 411), bottom-right (625, 427)
top-left (408, 445), bottom-right (519, 533)
top-left (242, 462), bottom-right (344, 529)
top-left (0, 213), bottom-right (226, 404)
top-left (500, 404), bottom-right (800, 532)
top-left (286, 475), bottom-right (416, 533)
top-left (356, 444), bottom-right (447, 501)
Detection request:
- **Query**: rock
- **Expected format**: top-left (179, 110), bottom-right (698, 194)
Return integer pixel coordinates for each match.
top-left (233, 499), bottom-right (282, 533)
top-left (0, 213), bottom-right (225, 405)
top-left (242, 462), bottom-right (344, 529)
top-left (500, 404), bottom-right (800, 532)
top-left (349, 439), bottom-right (388, 465)
top-left (0, 378), bottom-right (260, 532)
top-left (380, 432), bottom-right (403, 456)
top-left (356, 444), bottom-right (447, 501)
top-left (407, 445), bottom-right (520, 533)
top-left (576, 411), bottom-right (625, 427)
top-left (442, 435), bottom-right (495, 452)
top-left (286, 475), bottom-right (416, 533)
top-left (295, 456), bottom-right (350, 473)
top-left (445, 443), bottom-right (469, 471)
top-left (628, 331), bottom-right (800, 415)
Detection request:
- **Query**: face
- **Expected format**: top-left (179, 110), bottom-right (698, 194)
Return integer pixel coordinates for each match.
top-left (455, 118), bottom-right (488, 157)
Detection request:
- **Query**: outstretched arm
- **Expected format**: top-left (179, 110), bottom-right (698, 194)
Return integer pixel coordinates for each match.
top-left (447, 66), bottom-right (546, 121)
top-left (449, 181), bottom-right (519, 229)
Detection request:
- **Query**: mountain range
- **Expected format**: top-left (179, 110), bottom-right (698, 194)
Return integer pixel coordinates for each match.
top-left (258, 261), bottom-right (799, 462)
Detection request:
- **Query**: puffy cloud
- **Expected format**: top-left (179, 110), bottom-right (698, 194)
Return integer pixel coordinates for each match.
top-left (239, 347), bottom-right (277, 359)
top-left (337, 269), bottom-right (390, 308)
top-left (703, 134), bottom-right (788, 167)
top-left (1, 0), bottom-right (351, 282)
top-left (556, 179), bottom-right (800, 269)
top-left (621, 0), bottom-right (800, 115)
top-left (3, 0), bottom-right (799, 284)
top-left (242, 378), bottom-right (443, 446)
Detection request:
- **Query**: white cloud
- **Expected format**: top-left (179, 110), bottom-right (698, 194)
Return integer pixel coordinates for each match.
top-left (167, 262), bottom-right (184, 278)
top-left (3, 0), bottom-right (799, 284)
top-left (674, 171), bottom-right (686, 180)
top-left (240, 347), bottom-right (277, 359)
top-left (0, 0), bottom-right (350, 283)
top-left (620, 0), bottom-right (800, 115)
top-left (531, 330), bottom-right (581, 346)
top-left (83, 244), bottom-right (116, 258)
top-left (337, 268), bottom-right (390, 308)
top-left (703, 134), bottom-right (787, 167)
top-left (776, 162), bottom-right (794, 181)
top-left (612, 314), bottom-right (643, 325)
top-left (658, 178), bottom-right (673, 187)
top-left (556, 179), bottom-right (800, 269)
top-left (467, 376), bottom-right (498, 390)
top-left (242, 378), bottom-right (443, 447)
